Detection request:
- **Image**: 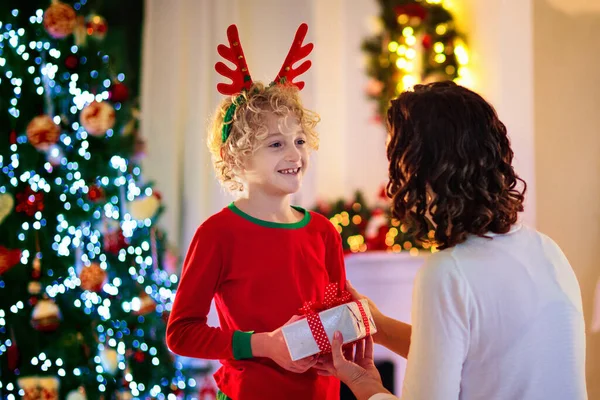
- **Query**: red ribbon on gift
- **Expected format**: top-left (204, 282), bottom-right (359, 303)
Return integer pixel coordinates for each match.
top-left (299, 282), bottom-right (371, 353)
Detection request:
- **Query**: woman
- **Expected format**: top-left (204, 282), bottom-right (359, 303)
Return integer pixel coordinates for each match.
top-left (317, 82), bottom-right (587, 400)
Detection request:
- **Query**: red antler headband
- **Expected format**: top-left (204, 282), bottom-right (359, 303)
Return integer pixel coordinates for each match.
top-left (215, 23), bottom-right (313, 142)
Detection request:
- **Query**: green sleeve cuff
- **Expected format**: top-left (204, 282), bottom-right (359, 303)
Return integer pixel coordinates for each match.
top-left (232, 330), bottom-right (254, 360)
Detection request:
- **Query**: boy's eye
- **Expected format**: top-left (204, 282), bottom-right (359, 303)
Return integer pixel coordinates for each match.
top-left (269, 142), bottom-right (282, 148)
top-left (296, 139), bottom-right (306, 145)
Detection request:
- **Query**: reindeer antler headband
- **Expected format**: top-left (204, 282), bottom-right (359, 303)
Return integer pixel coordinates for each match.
top-left (215, 23), bottom-right (314, 142)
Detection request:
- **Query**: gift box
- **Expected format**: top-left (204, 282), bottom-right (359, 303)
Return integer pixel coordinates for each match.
top-left (282, 283), bottom-right (377, 361)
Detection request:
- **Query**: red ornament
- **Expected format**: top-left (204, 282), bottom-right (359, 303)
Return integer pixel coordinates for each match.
top-left (65, 55), bottom-right (79, 70)
top-left (0, 246), bottom-right (21, 275)
top-left (422, 34), bottom-right (433, 49)
top-left (79, 263), bottom-right (107, 292)
top-left (9, 130), bottom-right (17, 145)
top-left (43, 1), bottom-right (76, 39)
top-left (393, 4), bottom-right (428, 21)
top-left (15, 187), bottom-right (45, 217)
top-left (378, 185), bottom-right (389, 201)
top-left (31, 299), bottom-right (62, 332)
top-left (27, 115), bottom-right (60, 151)
top-left (134, 292), bottom-right (156, 316)
top-left (104, 227), bottom-right (127, 255)
top-left (88, 185), bottom-right (105, 202)
top-left (80, 101), bottom-right (116, 137)
top-left (29, 296), bottom-right (38, 306)
top-left (109, 82), bottom-right (129, 103)
top-left (31, 257), bottom-right (42, 279)
top-left (86, 14), bottom-right (108, 40)
top-left (133, 350), bottom-right (145, 363)
top-left (198, 377), bottom-right (217, 400)
top-left (7, 328), bottom-right (19, 371)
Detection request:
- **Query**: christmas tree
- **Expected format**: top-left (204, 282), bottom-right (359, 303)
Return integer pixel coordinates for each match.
top-left (0, 1), bottom-right (192, 398)
top-left (362, 0), bottom-right (471, 122)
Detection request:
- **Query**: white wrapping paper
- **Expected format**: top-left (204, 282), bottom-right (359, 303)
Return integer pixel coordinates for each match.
top-left (282, 299), bottom-right (377, 361)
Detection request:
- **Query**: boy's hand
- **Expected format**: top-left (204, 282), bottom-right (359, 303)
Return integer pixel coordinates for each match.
top-left (251, 315), bottom-right (318, 373)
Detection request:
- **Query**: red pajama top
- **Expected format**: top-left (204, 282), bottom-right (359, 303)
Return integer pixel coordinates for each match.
top-left (166, 204), bottom-right (346, 400)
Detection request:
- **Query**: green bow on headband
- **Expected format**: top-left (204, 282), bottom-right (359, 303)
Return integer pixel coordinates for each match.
top-left (221, 94), bottom-right (245, 143)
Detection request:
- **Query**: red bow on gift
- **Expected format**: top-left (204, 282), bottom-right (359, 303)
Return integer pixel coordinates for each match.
top-left (300, 282), bottom-right (352, 315)
top-left (299, 283), bottom-right (371, 353)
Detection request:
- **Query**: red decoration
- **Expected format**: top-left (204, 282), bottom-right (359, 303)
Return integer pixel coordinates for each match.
top-left (393, 4), bottom-right (428, 20)
top-left (79, 263), bottom-right (107, 292)
top-left (422, 34), bottom-right (433, 49)
top-left (214, 25), bottom-right (254, 95)
top-left (134, 292), bottom-right (156, 316)
top-left (273, 23), bottom-right (314, 90)
top-left (88, 185), bottom-right (105, 202)
top-left (133, 350), bottom-right (145, 363)
top-left (198, 377), bottom-right (217, 400)
top-left (86, 14), bottom-right (108, 40)
top-left (15, 187), bottom-right (45, 217)
top-left (7, 328), bottom-right (19, 371)
top-left (299, 283), bottom-right (353, 353)
top-left (43, 1), bottom-right (76, 39)
top-left (378, 186), bottom-right (388, 201)
top-left (0, 246), bottom-right (21, 275)
top-left (26, 115), bottom-right (60, 151)
top-left (80, 101), bottom-right (116, 137)
top-left (31, 299), bottom-right (62, 332)
top-left (109, 82), bottom-right (129, 103)
top-left (65, 55), bottom-right (79, 70)
top-left (9, 130), bottom-right (17, 145)
top-left (104, 227), bottom-right (127, 255)
top-left (31, 257), bottom-right (42, 280)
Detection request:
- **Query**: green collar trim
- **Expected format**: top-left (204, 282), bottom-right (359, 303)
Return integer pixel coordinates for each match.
top-left (228, 203), bottom-right (311, 229)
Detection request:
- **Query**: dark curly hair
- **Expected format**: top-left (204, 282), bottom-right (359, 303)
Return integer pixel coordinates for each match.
top-left (386, 81), bottom-right (526, 250)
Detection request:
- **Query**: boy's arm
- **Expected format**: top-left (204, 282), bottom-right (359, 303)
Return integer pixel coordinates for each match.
top-left (166, 224), bottom-right (250, 360)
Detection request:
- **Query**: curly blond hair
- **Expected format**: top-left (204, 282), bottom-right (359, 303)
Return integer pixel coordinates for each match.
top-left (207, 82), bottom-right (320, 192)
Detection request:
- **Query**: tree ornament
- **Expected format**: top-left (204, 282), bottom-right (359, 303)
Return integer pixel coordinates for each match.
top-left (15, 187), bottom-right (45, 217)
top-left (0, 246), bottom-right (21, 275)
top-left (198, 376), bottom-right (218, 400)
top-left (0, 193), bottom-right (14, 225)
top-left (103, 219), bottom-right (127, 255)
top-left (26, 115), bottom-right (60, 151)
top-left (109, 82), bottom-right (129, 103)
top-left (31, 299), bottom-right (62, 332)
top-left (129, 193), bottom-right (161, 220)
top-left (79, 262), bottom-right (107, 292)
top-left (43, 1), bottom-right (76, 39)
top-left (7, 327), bottom-right (19, 371)
top-left (88, 184), bottom-right (105, 202)
top-left (66, 387), bottom-right (87, 400)
top-left (17, 377), bottom-right (40, 400)
top-left (31, 256), bottom-right (42, 279)
top-left (65, 54), bottom-right (80, 70)
top-left (86, 14), bottom-right (108, 40)
top-left (100, 347), bottom-right (119, 375)
top-left (134, 292), bottom-right (157, 316)
top-left (38, 376), bottom-right (60, 400)
top-left (80, 101), bottom-right (116, 137)
top-left (133, 350), bottom-right (145, 363)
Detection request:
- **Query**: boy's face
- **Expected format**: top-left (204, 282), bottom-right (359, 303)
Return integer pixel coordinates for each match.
top-left (242, 111), bottom-right (309, 196)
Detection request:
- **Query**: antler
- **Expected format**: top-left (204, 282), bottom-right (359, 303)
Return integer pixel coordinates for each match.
top-left (273, 23), bottom-right (313, 90)
top-left (215, 25), bottom-right (253, 95)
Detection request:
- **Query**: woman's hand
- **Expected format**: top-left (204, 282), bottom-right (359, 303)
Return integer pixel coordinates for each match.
top-left (314, 332), bottom-right (391, 399)
top-left (251, 315), bottom-right (318, 373)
